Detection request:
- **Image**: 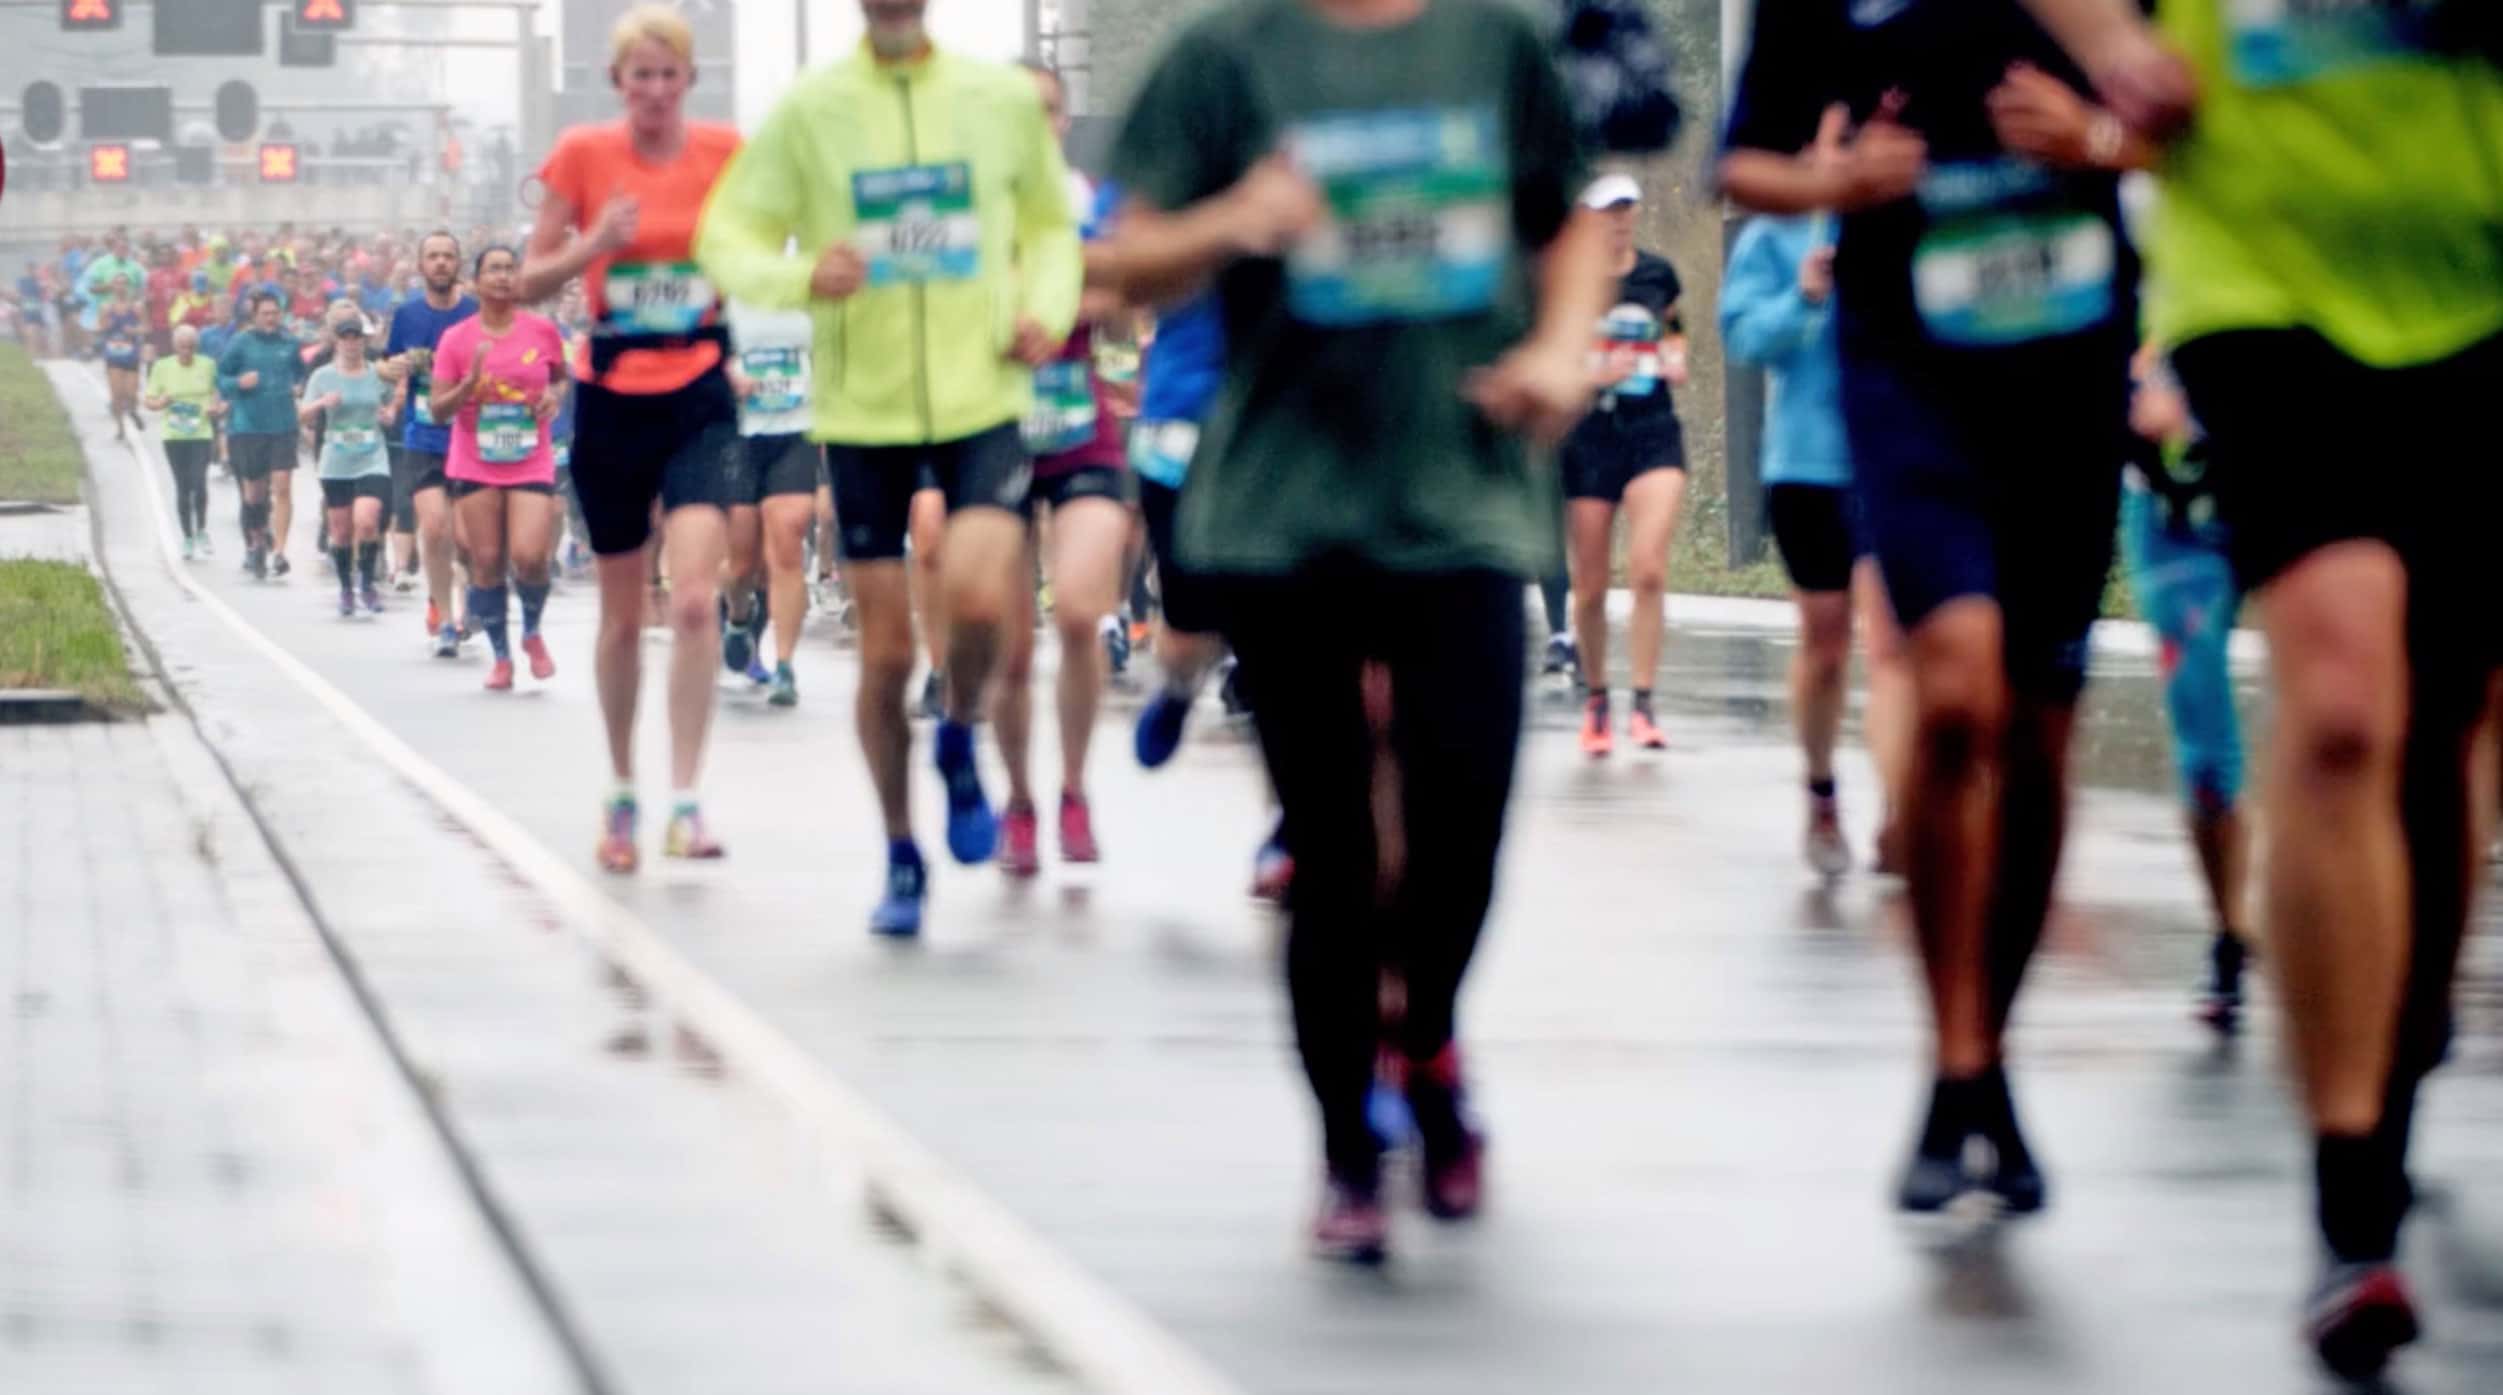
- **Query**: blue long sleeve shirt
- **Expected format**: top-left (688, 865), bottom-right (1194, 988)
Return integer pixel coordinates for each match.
top-left (1719, 215), bottom-right (1849, 489)
top-left (215, 327), bottom-right (306, 437)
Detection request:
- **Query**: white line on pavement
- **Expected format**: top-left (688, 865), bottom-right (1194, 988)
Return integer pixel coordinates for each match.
top-left (64, 365), bottom-right (1250, 1395)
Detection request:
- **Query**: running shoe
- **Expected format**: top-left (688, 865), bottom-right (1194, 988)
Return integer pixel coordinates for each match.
top-left (361, 581), bottom-right (384, 615)
top-left (1310, 1175), bottom-right (1389, 1266)
top-left (1251, 826), bottom-right (1294, 905)
top-left (181, 534), bottom-right (196, 562)
top-left (394, 570), bottom-right (416, 593)
top-left (2197, 931), bottom-right (2248, 1034)
top-left (1579, 694), bottom-right (1613, 758)
top-left (934, 720), bottom-right (998, 864)
top-left (664, 807), bottom-right (726, 860)
top-left (870, 848), bottom-right (926, 937)
top-left (433, 624), bottom-right (460, 659)
top-left (1406, 1046), bottom-right (1486, 1222)
top-left (1806, 795), bottom-right (1850, 879)
top-left (2305, 1261), bottom-right (2420, 1382)
top-left (1367, 1050), bottom-right (1416, 1154)
top-left (745, 654), bottom-right (773, 686)
top-left (999, 800), bottom-right (1041, 879)
top-left (1542, 632), bottom-right (1578, 676)
top-left (597, 795), bottom-right (638, 875)
top-left (197, 532), bottom-right (214, 558)
top-left (337, 589), bottom-right (356, 619)
top-left (271, 554), bottom-right (290, 578)
top-left (245, 546), bottom-right (267, 580)
top-left (1100, 614), bottom-right (1131, 677)
top-left (425, 598), bottom-right (442, 635)
top-left (1629, 707), bottom-right (1668, 751)
top-left (485, 657), bottom-right (515, 691)
top-left (1059, 791), bottom-right (1100, 864)
top-left (522, 633), bottom-right (556, 682)
top-left (722, 597), bottom-right (754, 674)
top-left (918, 670), bottom-right (946, 722)
top-left (1128, 617), bottom-right (1151, 648)
top-left (1135, 687), bottom-right (1191, 769)
top-left (767, 662), bottom-right (798, 708)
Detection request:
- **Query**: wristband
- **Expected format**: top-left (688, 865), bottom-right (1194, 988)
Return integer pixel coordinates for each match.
top-left (2086, 112), bottom-right (2125, 169)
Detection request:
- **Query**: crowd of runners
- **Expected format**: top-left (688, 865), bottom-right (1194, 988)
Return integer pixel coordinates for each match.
top-left (11, 0), bottom-right (2499, 1382)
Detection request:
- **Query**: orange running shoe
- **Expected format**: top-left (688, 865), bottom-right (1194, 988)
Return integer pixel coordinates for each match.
top-left (1629, 707), bottom-right (1667, 751)
top-left (1579, 694), bottom-right (1612, 758)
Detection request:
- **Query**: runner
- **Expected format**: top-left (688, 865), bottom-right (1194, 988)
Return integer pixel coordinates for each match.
top-left (215, 291), bottom-right (308, 579)
top-left (2114, 344), bottom-right (2254, 1030)
top-left (98, 283), bottom-right (148, 441)
top-left (1102, 0), bottom-right (1607, 1262)
top-left (298, 305), bottom-right (394, 619)
top-left (696, 0), bottom-right (1082, 933)
top-left (1721, 208), bottom-right (1911, 878)
top-left (431, 245), bottom-right (567, 692)
top-left (1127, 283), bottom-right (1228, 770)
top-left (1721, 0), bottom-right (2147, 1220)
top-left (2021, 0), bottom-right (2503, 1376)
top-left (143, 324), bottom-right (219, 559)
top-left (1560, 174), bottom-right (1690, 756)
top-left (523, 3), bottom-right (743, 871)
top-left (383, 231), bottom-right (480, 655)
top-left (723, 299), bottom-right (823, 707)
top-left (994, 60), bottom-right (1131, 875)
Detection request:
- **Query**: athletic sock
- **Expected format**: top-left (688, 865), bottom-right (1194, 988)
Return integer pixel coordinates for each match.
top-left (1808, 776), bottom-right (1837, 801)
top-left (330, 545), bottom-right (354, 590)
top-left (1918, 1072), bottom-right (1987, 1159)
top-left (516, 580), bottom-right (552, 637)
top-left (356, 540), bottom-right (380, 587)
top-left (1632, 688), bottom-right (1655, 714)
top-left (671, 788), bottom-right (700, 818)
top-left (468, 583), bottom-right (510, 659)
top-left (2317, 1132), bottom-right (2403, 1264)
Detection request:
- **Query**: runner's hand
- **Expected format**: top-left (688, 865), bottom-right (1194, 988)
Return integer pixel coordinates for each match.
top-left (809, 245), bottom-right (867, 302)
top-left (1009, 317), bottom-right (1059, 368)
top-left (726, 366), bottom-right (756, 400)
top-left (2087, 24), bottom-right (2197, 138)
top-left (1798, 246), bottom-right (1836, 304)
top-left (379, 401), bottom-right (398, 429)
top-left (238, 370), bottom-right (261, 391)
top-left (1823, 93), bottom-right (1926, 212)
top-left (1464, 338), bottom-right (1593, 446)
top-left (589, 195), bottom-right (641, 255)
top-left (1988, 64), bottom-right (2099, 168)
top-left (533, 392), bottom-right (560, 425)
top-left (1224, 154), bottom-right (1323, 258)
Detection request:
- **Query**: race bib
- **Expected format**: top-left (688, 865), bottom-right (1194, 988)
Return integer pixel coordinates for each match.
top-left (741, 346), bottom-right (810, 416)
top-left (331, 423), bottom-right (380, 452)
top-left (104, 336), bottom-right (137, 360)
top-left (168, 400), bottom-right (204, 433)
top-left (2228, 0), bottom-right (2430, 86)
top-left (853, 164), bottom-right (981, 286)
top-left (411, 374), bottom-right (438, 427)
top-left (603, 261), bottom-right (715, 335)
top-left (1912, 162), bottom-right (2115, 348)
top-left (1285, 107), bottom-right (1510, 327)
top-left (1592, 304), bottom-right (1665, 403)
top-left (1127, 419), bottom-right (1201, 490)
top-left (475, 402), bottom-right (536, 465)
top-left (1023, 359), bottom-right (1097, 456)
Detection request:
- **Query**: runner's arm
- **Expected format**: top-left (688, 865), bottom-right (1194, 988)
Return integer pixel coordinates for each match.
top-left (1093, 195), bottom-right (1260, 308)
top-left (693, 108), bottom-right (815, 312)
top-left (519, 192), bottom-right (601, 306)
top-left (1719, 221), bottom-right (1827, 365)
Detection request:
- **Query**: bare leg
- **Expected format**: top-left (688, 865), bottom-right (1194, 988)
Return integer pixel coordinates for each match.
top-left (1567, 499), bottom-right (1616, 694)
top-left (1791, 589), bottom-right (1853, 783)
top-left (660, 506), bottom-right (728, 792)
top-left (937, 508), bottom-right (1028, 724)
top-left (593, 552), bottom-right (648, 781)
top-left (1904, 597), bottom-right (2010, 1077)
top-left (269, 468), bottom-right (294, 563)
top-left (414, 485), bottom-right (455, 627)
top-left (1856, 559), bottom-right (1915, 861)
top-left (850, 561), bottom-right (916, 837)
top-left (994, 541), bottom-right (1039, 809)
top-left (1047, 496), bottom-right (1130, 798)
top-left (761, 494), bottom-right (814, 665)
top-left (910, 487), bottom-right (948, 675)
top-left (1619, 467), bottom-right (1689, 693)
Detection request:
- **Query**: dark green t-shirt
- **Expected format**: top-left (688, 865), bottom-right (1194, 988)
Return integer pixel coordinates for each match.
top-left (1111, 0), bottom-right (1586, 578)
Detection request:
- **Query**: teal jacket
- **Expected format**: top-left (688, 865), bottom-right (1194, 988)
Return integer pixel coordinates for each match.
top-left (216, 328), bottom-right (305, 437)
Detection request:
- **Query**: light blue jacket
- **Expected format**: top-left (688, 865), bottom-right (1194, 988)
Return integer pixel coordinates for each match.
top-left (1719, 215), bottom-right (1849, 489)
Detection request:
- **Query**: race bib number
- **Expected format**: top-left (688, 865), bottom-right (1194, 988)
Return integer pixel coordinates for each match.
top-left (331, 424), bottom-right (380, 452)
top-left (1592, 304), bottom-right (1665, 404)
top-left (1285, 107), bottom-right (1510, 327)
top-left (1023, 360), bottom-right (1098, 456)
top-left (104, 336), bottom-right (137, 360)
top-left (2228, 0), bottom-right (2430, 86)
top-left (852, 164), bottom-right (981, 286)
top-left (603, 261), bottom-right (715, 336)
top-left (168, 400), bottom-right (204, 433)
top-left (1127, 419), bottom-right (1201, 490)
top-left (411, 375), bottom-right (438, 427)
top-left (475, 402), bottom-right (536, 465)
top-left (741, 346), bottom-right (810, 416)
top-left (1912, 163), bottom-right (2116, 348)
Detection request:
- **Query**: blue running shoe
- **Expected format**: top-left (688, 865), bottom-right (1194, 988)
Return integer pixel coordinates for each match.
top-left (745, 654), bottom-right (773, 686)
top-left (1134, 687), bottom-right (1191, 769)
top-left (870, 844), bottom-right (927, 938)
top-left (934, 720), bottom-right (998, 864)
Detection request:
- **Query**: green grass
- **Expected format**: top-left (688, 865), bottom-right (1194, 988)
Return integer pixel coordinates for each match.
top-left (0, 560), bottom-right (142, 711)
top-left (0, 341), bottom-right (83, 504)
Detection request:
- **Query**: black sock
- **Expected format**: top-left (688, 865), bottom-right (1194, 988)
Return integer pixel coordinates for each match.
top-left (1808, 776), bottom-right (1837, 800)
top-left (1973, 1063), bottom-right (2036, 1173)
top-left (1632, 688), bottom-right (1654, 713)
top-left (2211, 931), bottom-right (2247, 991)
top-left (357, 540), bottom-right (380, 587)
top-left (1918, 1072), bottom-right (1987, 1159)
top-left (2316, 1132), bottom-right (2403, 1264)
top-left (330, 545), bottom-right (353, 590)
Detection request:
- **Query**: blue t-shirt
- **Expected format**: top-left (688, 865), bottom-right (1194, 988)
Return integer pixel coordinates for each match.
top-left (98, 311), bottom-right (145, 368)
top-left (385, 293), bottom-right (479, 455)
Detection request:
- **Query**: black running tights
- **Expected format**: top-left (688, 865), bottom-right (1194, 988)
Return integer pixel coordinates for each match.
top-left (165, 439), bottom-right (212, 537)
top-left (1221, 564), bottom-right (1525, 1186)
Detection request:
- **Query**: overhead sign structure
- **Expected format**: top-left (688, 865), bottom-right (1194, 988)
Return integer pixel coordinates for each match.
top-left (259, 143), bottom-right (300, 183)
top-left (60, 0), bottom-right (120, 32)
top-left (89, 143), bottom-right (131, 183)
top-left (296, 0), bottom-right (355, 30)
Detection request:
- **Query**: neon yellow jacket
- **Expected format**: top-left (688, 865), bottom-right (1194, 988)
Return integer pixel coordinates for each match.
top-left (695, 42), bottom-right (1081, 446)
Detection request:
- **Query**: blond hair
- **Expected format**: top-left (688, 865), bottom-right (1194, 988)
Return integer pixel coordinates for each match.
top-left (609, 3), bottom-right (695, 69)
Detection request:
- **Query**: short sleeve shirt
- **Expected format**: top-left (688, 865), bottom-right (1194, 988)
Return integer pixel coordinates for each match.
top-left (1589, 251), bottom-right (1682, 421)
top-left (385, 294), bottom-right (480, 455)
top-left (303, 363), bottom-right (392, 480)
top-left (146, 355), bottom-right (219, 442)
top-left (537, 122), bottom-right (743, 396)
top-left (1110, 0), bottom-right (1587, 578)
top-left (433, 312), bottom-right (566, 487)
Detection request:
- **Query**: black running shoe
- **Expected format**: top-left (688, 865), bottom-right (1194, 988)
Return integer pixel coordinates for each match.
top-left (2198, 931), bottom-right (2248, 1034)
top-left (2306, 1260), bottom-right (2420, 1383)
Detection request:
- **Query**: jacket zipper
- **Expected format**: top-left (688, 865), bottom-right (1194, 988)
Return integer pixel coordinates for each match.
top-left (897, 74), bottom-right (933, 441)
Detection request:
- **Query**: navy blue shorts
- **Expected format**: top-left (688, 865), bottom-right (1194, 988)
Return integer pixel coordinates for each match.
top-left (1843, 336), bottom-right (2128, 702)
